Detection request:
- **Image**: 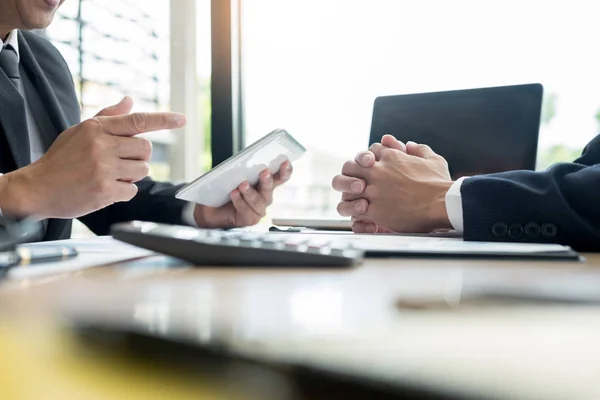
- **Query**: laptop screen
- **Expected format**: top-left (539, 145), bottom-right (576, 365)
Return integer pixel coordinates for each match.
top-left (369, 84), bottom-right (543, 179)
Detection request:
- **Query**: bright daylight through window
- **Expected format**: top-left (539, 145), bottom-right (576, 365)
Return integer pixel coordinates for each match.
top-left (242, 0), bottom-right (600, 218)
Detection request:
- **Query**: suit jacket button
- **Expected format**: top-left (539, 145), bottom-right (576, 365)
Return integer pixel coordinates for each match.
top-left (541, 223), bottom-right (558, 238)
top-left (491, 222), bottom-right (508, 238)
top-left (524, 222), bottom-right (541, 239)
top-left (508, 224), bottom-right (524, 240)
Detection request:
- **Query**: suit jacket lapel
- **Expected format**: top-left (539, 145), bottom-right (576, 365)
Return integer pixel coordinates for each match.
top-left (18, 32), bottom-right (72, 241)
top-left (0, 70), bottom-right (31, 169)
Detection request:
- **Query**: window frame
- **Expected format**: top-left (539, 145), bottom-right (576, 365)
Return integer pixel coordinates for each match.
top-left (210, 0), bottom-right (244, 167)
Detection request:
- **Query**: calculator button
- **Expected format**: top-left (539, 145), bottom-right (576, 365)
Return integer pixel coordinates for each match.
top-left (260, 236), bottom-right (285, 249)
top-left (305, 239), bottom-right (330, 253)
top-left (329, 249), bottom-right (347, 257)
top-left (237, 233), bottom-right (258, 243)
top-left (220, 231), bottom-right (241, 239)
top-left (284, 237), bottom-right (308, 249)
top-left (237, 233), bottom-right (257, 240)
top-left (306, 238), bottom-right (331, 248)
top-left (309, 246), bottom-right (332, 255)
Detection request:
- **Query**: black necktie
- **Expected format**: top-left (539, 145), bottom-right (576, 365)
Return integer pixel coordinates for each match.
top-left (0, 45), bottom-right (21, 92)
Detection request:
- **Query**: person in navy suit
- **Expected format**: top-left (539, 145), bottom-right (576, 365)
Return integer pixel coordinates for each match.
top-left (0, 0), bottom-right (292, 240)
top-left (333, 134), bottom-right (600, 252)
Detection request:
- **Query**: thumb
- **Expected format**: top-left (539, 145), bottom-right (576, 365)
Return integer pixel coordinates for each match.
top-left (381, 134), bottom-right (407, 153)
top-left (95, 96), bottom-right (134, 117)
top-left (406, 141), bottom-right (438, 159)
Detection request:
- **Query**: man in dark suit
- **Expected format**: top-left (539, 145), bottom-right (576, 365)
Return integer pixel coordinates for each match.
top-left (0, 0), bottom-right (292, 241)
top-left (332, 134), bottom-right (600, 252)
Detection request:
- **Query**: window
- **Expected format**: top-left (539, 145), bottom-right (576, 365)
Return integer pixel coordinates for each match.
top-left (43, 0), bottom-right (210, 237)
top-left (241, 0), bottom-right (600, 218)
top-left (46, 0), bottom-right (172, 180)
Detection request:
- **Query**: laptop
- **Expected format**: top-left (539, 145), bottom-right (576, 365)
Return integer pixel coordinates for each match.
top-left (369, 83), bottom-right (543, 179)
top-left (274, 84), bottom-right (543, 231)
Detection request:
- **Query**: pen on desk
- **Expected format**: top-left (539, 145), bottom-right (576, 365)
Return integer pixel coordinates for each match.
top-left (14, 246), bottom-right (78, 266)
top-left (0, 246), bottom-right (78, 279)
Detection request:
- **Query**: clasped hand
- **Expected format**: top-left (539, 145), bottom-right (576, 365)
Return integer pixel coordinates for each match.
top-left (332, 135), bottom-right (454, 233)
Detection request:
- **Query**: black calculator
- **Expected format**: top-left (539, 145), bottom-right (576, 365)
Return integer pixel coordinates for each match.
top-left (111, 221), bottom-right (363, 267)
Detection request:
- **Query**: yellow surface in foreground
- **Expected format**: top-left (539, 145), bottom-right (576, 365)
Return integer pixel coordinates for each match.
top-left (0, 321), bottom-right (233, 400)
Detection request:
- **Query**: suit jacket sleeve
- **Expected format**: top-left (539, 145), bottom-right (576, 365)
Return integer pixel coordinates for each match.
top-left (78, 178), bottom-right (188, 236)
top-left (461, 134), bottom-right (600, 251)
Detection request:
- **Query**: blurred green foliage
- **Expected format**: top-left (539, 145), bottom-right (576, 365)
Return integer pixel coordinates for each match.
top-left (541, 92), bottom-right (557, 126)
top-left (537, 145), bottom-right (582, 170)
top-left (199, 79), bottom-right (212, 173)
top-left (536, 93), bottom-right (592, 170)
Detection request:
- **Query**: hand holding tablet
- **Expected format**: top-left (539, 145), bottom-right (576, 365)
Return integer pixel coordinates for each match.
top-left (176, 129), bottom-right (306, 207)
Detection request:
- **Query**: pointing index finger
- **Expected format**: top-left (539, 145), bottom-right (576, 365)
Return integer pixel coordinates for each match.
top-left (98, 112), bottom-right (186, 136)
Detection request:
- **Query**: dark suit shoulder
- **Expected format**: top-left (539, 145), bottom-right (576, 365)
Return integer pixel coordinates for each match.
top-left (20, 30), bottom-right (58, 52)
top-left (19, 31), bottom-right (74, 81)
top-left (18, 30), bottom-right (80, 127)
top-left (574, 133), bottom-right (600, 166)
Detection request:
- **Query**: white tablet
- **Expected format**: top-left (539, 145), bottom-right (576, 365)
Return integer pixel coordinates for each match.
top-left (175, 129), bottom-right (306, 207)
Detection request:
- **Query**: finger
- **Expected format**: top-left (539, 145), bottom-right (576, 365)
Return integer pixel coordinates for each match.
top-left (354, 151), bottom-right (376, 167)
top-left (257, 170), bottom-right (274, 205)
top-left (273, 161), bottom-right (293, 186)
top-left (336, 198), bottom-right (369, 217)
top-left (341, 192), bottom-right (363, 202)
top-left (341, 160), bottom-right (367, 179)
top-left (116, 137), bottom-right (153, 161)
top-left (331, 175), bottom-right (365, 194)
top-left (118, 160), bottom-right (150, 182)
top-left (369, 143), bottom-right (398, 162)
top-left (95, 96), bottom-right (134, 117)
top-left (368, 143), bottom-right (385, 161)
top-left (352, 221), bottom-right (378, 234)
top-left (371, 136), bottom-right (407, 160)
top-left (114, 181), bottom-right (139, 202)
top-left (238, 181), bottom-right (268, 217)
top-left (406, 141), bottom-right (438, 159)
top-left (98, 112), bottom-right (186, 136)
top-left (381, 134), bottom-right (407, 153)
top-left (230, 189), bottom-right (261, 225)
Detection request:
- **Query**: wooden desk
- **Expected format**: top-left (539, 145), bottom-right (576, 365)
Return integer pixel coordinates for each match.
top-left (1, 254), bottom-right (600, 399)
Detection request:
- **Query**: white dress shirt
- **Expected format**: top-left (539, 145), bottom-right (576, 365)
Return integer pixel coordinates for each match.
top-left (445, 177), bottom-right (467, 233)
top-left (0, 30), bottom-right (199, 226)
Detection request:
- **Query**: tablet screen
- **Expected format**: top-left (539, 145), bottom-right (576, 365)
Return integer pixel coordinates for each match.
top-left (175, 129), bottom-right (306, 207)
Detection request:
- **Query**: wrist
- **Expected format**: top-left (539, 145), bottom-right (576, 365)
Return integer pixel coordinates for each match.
top-left (428, 180), bottom-right (454, 230)
top-left (193, 204), bottom-right (210, 228)
top-left (0, 169), bottom-right (39, 218)
top-left (193, 203), bottom-right (235, 229)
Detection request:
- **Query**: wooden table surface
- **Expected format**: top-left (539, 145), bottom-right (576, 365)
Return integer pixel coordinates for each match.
top-left (1, 252), bottom-right (600, 399)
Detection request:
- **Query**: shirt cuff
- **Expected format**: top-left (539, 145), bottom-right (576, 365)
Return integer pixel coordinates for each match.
top-left (182, 202), bottom-right (198, 227)
top-left (0, 173), bottom-right (4, 217)
top-left (445, 177), bottom-right (467, 233)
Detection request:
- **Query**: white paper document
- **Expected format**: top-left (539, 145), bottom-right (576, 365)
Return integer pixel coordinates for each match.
top-left (279, 232), bottom-right (577, 258)
top-left (350, 235), bottom-right (570, 254)
top-left (8, 236), bottom-right (155, 280)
